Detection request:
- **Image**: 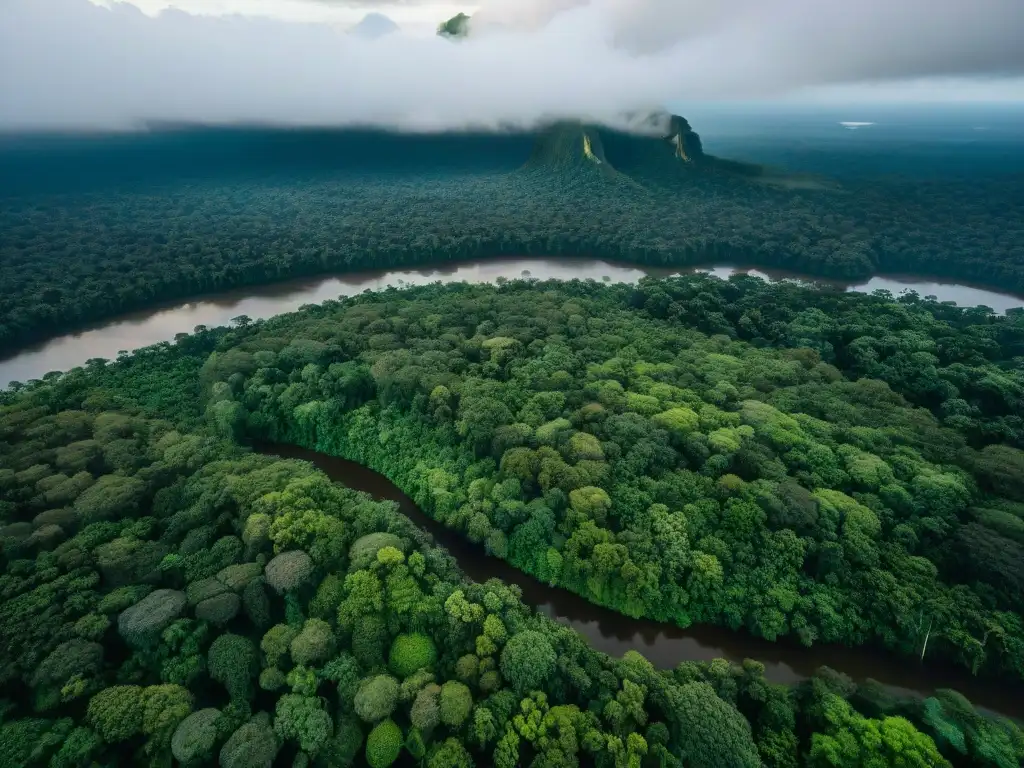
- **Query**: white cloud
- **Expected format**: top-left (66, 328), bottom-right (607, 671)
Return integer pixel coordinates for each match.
top-left (1, 0), bottom-right (1022, 132)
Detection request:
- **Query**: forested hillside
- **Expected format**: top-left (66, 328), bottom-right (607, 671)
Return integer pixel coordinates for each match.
top-left (208, 276), bottom-right (1024, 678)
top-left (1, 123), bottom-right (1022, 356)
top-left (2, 276), bottom-right (1023, 766)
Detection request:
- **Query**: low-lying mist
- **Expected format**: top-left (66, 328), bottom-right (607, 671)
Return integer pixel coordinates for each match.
top-left (1, 0), bottom-right (1022, 132)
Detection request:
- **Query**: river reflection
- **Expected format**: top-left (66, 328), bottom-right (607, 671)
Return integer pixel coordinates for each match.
top-left (259, 442), bottom-right (1024, 720)
top-left (3, 258), bottom-right (1023, 389)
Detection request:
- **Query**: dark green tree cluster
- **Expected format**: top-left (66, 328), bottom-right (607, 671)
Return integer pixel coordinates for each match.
top-left (1, 126), bottom-right (1021, 356)
top-left (633, 275), bottom-right (1024, 448)
top-left (3, 276), bottom-right (1024, 766)
top-left (0, 375), bottom-right (815, 767)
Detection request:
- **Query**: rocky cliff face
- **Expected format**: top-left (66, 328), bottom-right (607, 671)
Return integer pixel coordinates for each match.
top-left (525, 113), bottom-right (710, 182)
top-left (526, 122), bottom-right (609, 167)
top-left (665, 115), bottom-right (705, 162)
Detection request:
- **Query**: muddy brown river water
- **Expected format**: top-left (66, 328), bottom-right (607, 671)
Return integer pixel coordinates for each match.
top-left (3, 258), bottom-right (1023, 389)
top-left (258, 442), bottom-right (1024, 720)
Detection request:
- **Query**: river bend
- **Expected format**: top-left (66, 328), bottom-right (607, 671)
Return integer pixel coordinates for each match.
top-left (3, 258), bottom-right (1024, 389)
top-left (257, 442), bottom-right (1024, 720)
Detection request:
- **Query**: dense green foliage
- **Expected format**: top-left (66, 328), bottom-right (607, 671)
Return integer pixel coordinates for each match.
top-left (389, 632), bottom-right (437, 678)
top-left (212, 276), bottom-right (1024, 680)
top-left (2, 276), bottom-right (1024, 765)
top-left (2, 125), bottom-right (1022, 356)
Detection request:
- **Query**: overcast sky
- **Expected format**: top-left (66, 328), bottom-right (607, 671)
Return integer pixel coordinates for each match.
top-left (1, 0), bottom-right (1022, 131)
top-left (93, 0), bottom-right (478, 30)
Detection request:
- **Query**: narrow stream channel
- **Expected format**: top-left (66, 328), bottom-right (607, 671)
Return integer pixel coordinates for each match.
top-left (256, 442), bottom-right (1024, 721)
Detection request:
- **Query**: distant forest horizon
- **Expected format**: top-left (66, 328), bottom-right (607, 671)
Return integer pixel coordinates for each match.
top-left (1, 102), bottom-right (1023, 358)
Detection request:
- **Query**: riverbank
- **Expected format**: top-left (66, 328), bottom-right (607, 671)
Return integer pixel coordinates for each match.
top-left (4, 257), bottom-right (1024, 389)
top-left (4, 116), bottom-right (1022, 364)
top-left (257, 441), bottom-right (1024, 720)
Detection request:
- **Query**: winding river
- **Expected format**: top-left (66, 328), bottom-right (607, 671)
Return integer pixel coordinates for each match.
top-left (258, 443), bottom-right (1024, 720)
top-left (3, 257), bottom-right (1024, 717)
top-left (3, 257), bottom-right (1024, 389)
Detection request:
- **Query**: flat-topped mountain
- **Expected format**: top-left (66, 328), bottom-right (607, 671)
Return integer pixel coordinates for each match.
top-left (521, 113), bottom-right (818, 189)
